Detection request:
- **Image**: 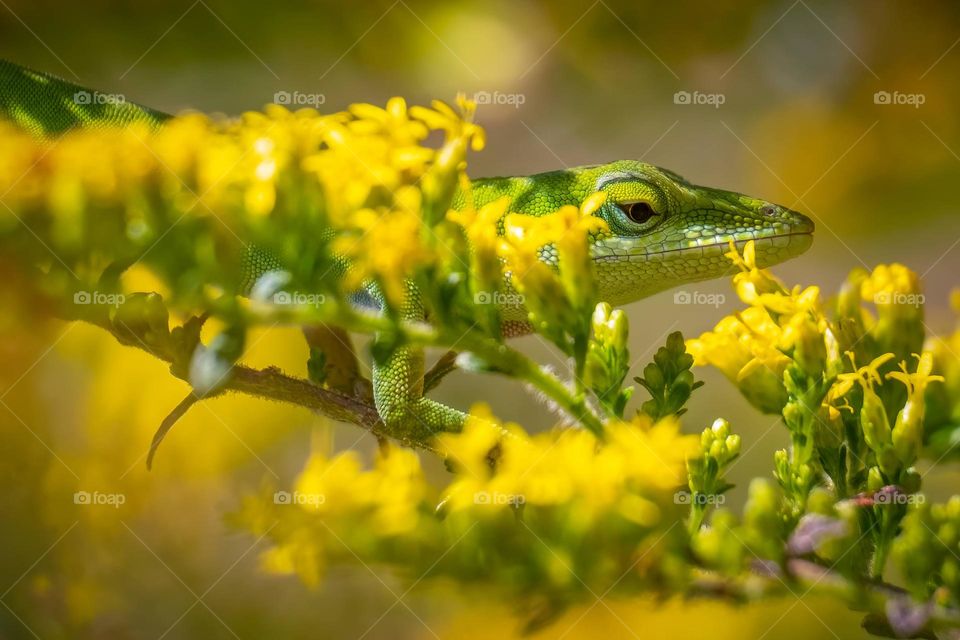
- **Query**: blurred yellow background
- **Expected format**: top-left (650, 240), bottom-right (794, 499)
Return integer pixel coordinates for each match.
top-left (2, 1), bottom-right (960, 637)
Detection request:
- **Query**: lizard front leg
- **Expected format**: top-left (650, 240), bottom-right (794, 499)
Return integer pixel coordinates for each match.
top-left (370, 284), bottom-right (466, 441)
top-left (372, 344), bottom-right (466, 441)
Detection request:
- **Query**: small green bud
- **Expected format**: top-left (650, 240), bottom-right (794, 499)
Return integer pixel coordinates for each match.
top-left (607, 308), bottom-right (628, 349)
top-left (867, 466), bottom-right (885, 493)
top-left (591, 302), bottom-right (613, 340)
top-left (725, 434), bottom-right (741, 457)
top-left (891, 399), bottom-right (923, 466)
top-left (860, 387), bottom-right (892, 453)
top-left (807, 487), bottom-right (835, 514)
top-left (877, 445), bottom-right (901, 477)
top-left (709, 440), bottom-right (724, 459)
top-left (939, 523), bottom-right (958, 548)
top-left (701, 428), bottom-right (714, 449)
top-left (902, 468), bottom-right (922, 494)
top-left (643, 362), bottom-right (665, 391)
top-left (792, 317), bottom-right (827, 377)
top-left (947, 496), bottom-right (960, 519)
top-left (710, 418), bottom-right (730, 440)
top-left (823, 327), bottom-right (844, 379)
top-left (110, 291), bottom-right (170, 346)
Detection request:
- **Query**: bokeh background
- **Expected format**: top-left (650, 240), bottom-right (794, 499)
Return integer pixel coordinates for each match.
top-left (2, 1), bottom-right (960, 638)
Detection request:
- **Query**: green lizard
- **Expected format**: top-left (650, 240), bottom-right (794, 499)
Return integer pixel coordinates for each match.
top-left (0, 58), bottom-right (814, 439)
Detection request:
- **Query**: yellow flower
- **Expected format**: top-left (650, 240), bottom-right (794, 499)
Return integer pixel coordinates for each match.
top-left (291, 443), bottom-right (428, 536)
top-left (887, 352), bottom-right (945, 464)
top-left (727, 240), bottom-right (788, 303)
top-left (409, 96), bottom-right (486, 152)
top-left (861, 263), bottom-right (921, 307)
top-left (369, 446), bottom-right (429, 535)
top-left (831, 352), bottom-right (897, 456)
top-left (437, 405), bottom-right (696, 521)
top-left (689, 241), bottom-right (835, 413)
top-left (448, 194), bottom-right (507, 255)
top-left (687, 306), bottom-right (791, 414)
top-left (436, 404), bottom-right (512, 482)
top-left (830, 352), bottom-right (895, 400)
top-left (497, 196), bottom-right (609, 325)
top-left (332, 187), bottom-right (434, 305)
top-left (448, 192), bottom-right (510, 295)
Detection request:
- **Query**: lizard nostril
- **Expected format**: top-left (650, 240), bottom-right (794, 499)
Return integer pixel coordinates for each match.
top-left (760, 204), bottom-right (778, 217)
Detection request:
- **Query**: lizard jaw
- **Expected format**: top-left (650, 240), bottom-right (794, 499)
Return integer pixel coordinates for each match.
top-left (592, 229), bottom-right (813, 266)
top-left (588, 227), bottom-right (813, 304)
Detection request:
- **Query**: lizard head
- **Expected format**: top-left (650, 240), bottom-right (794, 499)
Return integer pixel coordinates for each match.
top-left (580, 160), bottom-right (814, 304)
top-left (465, 159), bottom-right (814, 308)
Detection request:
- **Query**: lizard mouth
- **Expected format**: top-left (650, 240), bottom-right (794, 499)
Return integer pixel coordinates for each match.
top-left (593, 231), bottom-right (814, 263)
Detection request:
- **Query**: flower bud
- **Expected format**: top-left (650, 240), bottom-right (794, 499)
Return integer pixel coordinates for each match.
top-left (725, 434), bottom-right (741, 457)
top-left (867, 466), bottom-right (885, 493)
top-left (711, 418), bottom-right (730, 440)
top-left (789, 317), bottom-right (827, 377)
top-left (860, 385), bottom-right (892, 454)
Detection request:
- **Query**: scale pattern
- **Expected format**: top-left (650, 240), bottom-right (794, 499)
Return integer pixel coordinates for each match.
top-left (0, 59), bottom-right (169, 137)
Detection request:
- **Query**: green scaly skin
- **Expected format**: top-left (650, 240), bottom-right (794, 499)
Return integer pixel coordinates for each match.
top-left (0, 59), bottom-right (169, 136)
top-left (0, 59), bottom-right (814, 441)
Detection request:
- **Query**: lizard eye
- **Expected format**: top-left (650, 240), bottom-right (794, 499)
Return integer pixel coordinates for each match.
top-left (618, 201), bottom-right (658, 224)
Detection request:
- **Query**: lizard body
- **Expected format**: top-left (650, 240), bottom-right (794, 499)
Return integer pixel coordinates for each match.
top-left (0, 59), bottom-right (813, 439)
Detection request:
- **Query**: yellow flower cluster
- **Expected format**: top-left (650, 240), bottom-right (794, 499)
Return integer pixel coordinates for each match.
top-left (859, 264), bottom-right (922, 310)
top-left (0, 96), bottom-right (484, 306)
top-left (247, 405), bottom-right (699, 588)
top-left (296, 446), bottom-right (430, 535)
top-left (686, 241), bottom-right (824, 413)
top-left (497, 193), bottom-right (609, 330)
top-left (689, 241), bottom-right (948, 485)
top-left (438, 404), bottom-right (697, 518)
